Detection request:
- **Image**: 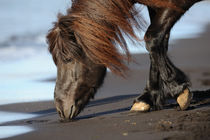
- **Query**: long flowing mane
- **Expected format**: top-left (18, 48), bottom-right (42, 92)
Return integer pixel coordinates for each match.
top-left (47, 0), bottom-right (178, 76)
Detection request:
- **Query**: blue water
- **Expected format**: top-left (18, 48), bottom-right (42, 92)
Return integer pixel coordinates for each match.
top-left (0, 1), bottom-right (70, 138)
top-left (0, 0), bottom-right (71, 42)
top-left (0, 126), bottom-right (34, 139)
top-left (0, 0), bottom-right (210, 138)
top-left (0, 111), bottom-right (37, 139)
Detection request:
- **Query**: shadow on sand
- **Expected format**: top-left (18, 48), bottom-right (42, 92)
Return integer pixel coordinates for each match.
top-left (77, 89), bottom-right (210, 120)
top-left (30, 89), bottom-right (210, 121)
top-left (31, 94), bottom-right (139, 116)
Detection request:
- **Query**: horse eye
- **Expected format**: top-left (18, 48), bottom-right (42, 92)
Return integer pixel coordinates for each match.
top-left (59, 54), bottom-right (72, 63)
top-left (63, 58), bottom-right (72, 63)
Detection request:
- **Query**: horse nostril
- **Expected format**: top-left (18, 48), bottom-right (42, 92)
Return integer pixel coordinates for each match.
top-left (58, 110), bottom-right (62, 116)
top-left (57, 109), bottom-right (64, 119)
top-left (69, 105), bottom-right (78, 119)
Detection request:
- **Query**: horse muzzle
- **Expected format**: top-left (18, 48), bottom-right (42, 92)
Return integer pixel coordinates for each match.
top-left (56, 104), bottom-right (79, 121)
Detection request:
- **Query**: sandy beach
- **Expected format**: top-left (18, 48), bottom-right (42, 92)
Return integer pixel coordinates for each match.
top-left (0, 21), bottom-right (210, 140)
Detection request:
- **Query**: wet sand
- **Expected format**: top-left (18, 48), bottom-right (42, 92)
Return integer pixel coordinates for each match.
top-left (1, 25), bottom-right (210, 140)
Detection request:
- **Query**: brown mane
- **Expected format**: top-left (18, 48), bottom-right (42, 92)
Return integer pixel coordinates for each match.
top-left (47, 0), bottom-right (179, 76)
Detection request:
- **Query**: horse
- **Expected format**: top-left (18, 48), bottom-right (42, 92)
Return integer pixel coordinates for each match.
top-left (47, 0), bottom-right (203, 120)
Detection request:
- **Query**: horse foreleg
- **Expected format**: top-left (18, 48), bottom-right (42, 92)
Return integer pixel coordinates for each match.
top-left (131, 7), bottom-right (193, 111)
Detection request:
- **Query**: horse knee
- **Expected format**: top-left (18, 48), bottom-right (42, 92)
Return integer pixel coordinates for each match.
top-left (144, 32), bottom-right (163, 53)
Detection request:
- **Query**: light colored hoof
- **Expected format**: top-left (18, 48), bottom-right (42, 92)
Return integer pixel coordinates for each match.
top-left (177, 88), bottom-right (193, 110)
top-left (130, 102), bottom-right (150, 112)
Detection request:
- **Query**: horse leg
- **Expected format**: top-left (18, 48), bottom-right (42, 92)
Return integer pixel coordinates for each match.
top-left (131, 7), bottom-right (163, 111)
top-left (131, 6), bottom-right (193, 111)
top-left (131, 7), bottom-right (167, 111)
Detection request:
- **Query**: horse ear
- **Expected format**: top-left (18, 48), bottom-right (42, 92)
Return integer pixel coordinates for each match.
top-left (46, 15), bottom-right (83, 65)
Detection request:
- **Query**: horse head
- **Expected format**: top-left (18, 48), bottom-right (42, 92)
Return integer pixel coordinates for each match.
top-left (47, 15), bottom-right (106, 120)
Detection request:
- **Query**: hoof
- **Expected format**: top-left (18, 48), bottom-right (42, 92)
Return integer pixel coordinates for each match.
top-left (177, 88), bottom-right (192, 110)
top-left (130, 102), bottom-right (150, 112)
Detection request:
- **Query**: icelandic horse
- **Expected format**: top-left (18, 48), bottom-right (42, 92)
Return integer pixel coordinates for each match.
top-left (47, 0), bottom-right (203, 120)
